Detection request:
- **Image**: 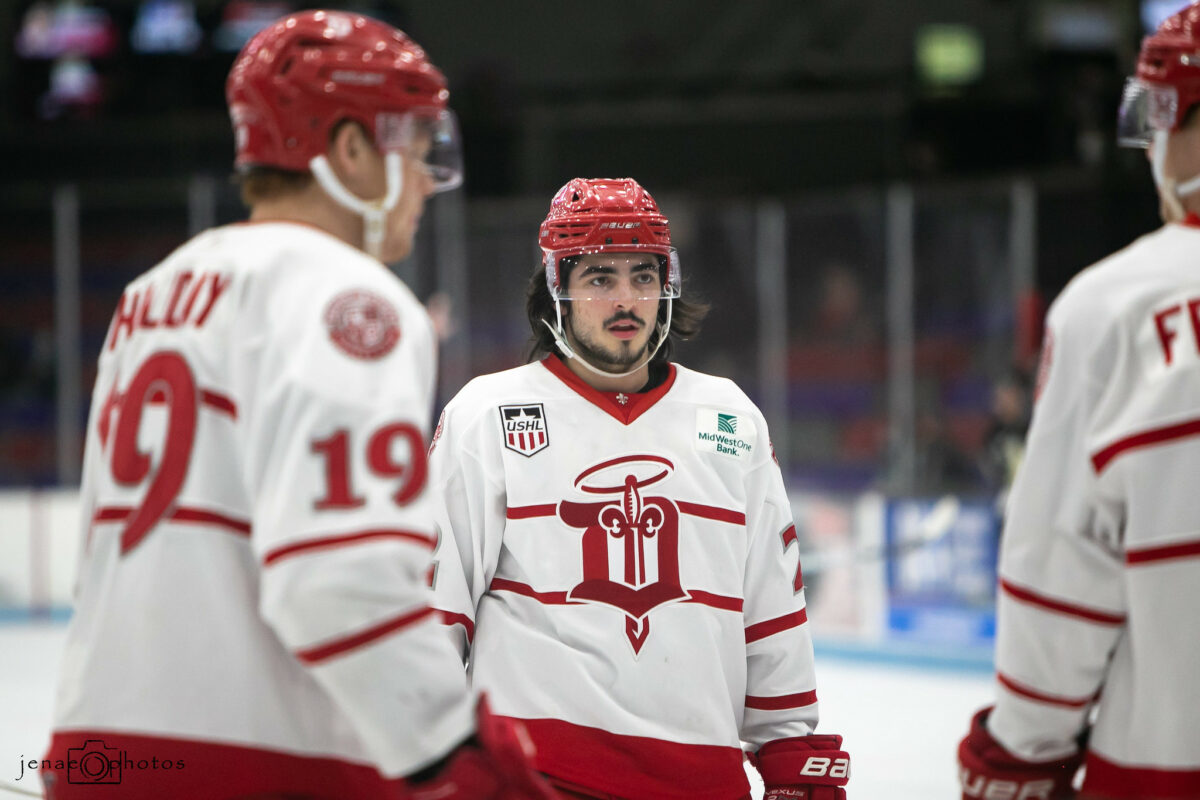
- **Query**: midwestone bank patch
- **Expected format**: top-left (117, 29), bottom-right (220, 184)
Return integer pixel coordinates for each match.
top-left (695, 409), bottom-right (755, 459)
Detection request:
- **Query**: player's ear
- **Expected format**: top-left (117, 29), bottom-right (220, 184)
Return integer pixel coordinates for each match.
top-left (326, 120), bottom-right (376, 190)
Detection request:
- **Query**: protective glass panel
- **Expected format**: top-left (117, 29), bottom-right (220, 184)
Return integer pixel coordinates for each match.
top-left (910, 186), bottom-right (1020, 499)
top-left (1117, 77), bottom-right (1178, 148)
top-left (0, 196), bottom-right (58, 484)
top-left (376, 108), bottom-right (463, 192)
top-left (783, 192), bottom-right (889, 493)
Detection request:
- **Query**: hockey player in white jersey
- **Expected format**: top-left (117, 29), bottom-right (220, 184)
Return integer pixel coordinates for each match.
top-left (958, 5), bottom-right (1200, 799)
top-left (43, 10), bottom-right (550, 800)
top-left (429, 177), bottom-right (850, 799)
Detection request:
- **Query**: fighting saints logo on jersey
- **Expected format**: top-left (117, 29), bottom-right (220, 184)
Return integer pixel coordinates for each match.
top-left (559, 455), bottom-right (688, 656)
top-left (499, 404), bottom-right (549, 457)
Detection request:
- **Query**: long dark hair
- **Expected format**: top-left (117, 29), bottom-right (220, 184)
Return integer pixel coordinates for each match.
top-left (525, 258), bottom-right (710, 365)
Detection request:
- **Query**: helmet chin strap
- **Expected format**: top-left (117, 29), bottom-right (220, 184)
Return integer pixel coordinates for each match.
top-left (1151, 130), bottom-right (1200, 222)
top-left (542, 298), bottom-right (674, 380)
top-left (308, 151), bottom-right (405, 260)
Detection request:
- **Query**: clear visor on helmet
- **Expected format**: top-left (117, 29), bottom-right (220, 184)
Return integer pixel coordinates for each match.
top-left (375, 107), bottom-right (463, 192)
top-left (1117, 77), bottom-right (1179, 149)
top-left (545, 247), bottom-right (682, 303)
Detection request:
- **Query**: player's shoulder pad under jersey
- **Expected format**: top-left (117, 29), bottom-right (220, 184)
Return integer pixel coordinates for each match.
top-left (1047, 224), bottom-right (1171, 330)
top-left (235, 223), bottom-right (430, 361)
top-left (1039, 226), bottom-right (1180, 388)
top-left (436, 363), bottom-right (548, 445)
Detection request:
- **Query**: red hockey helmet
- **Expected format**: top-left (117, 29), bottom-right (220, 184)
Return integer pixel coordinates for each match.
top-left (225, 10), bottom-right (460, 189)
top-left (1119, 2), bottom-right (1200, 147)
top-left (538, 178), bottom-right (681, 299)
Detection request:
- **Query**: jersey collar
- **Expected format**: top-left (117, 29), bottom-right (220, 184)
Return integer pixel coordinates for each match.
top-left (541, 355), bottom-right (676, 425)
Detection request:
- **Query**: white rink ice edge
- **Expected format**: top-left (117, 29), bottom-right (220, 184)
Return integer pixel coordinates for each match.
top-left (0, 622), bottom-right (994, 799)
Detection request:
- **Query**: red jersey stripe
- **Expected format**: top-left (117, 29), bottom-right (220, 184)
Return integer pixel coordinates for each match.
top-left (514, 716), bottom-right (748, 800)
top-left (1127, 538), bottom-right (1200, 565)
top-left (438, 610), bottom-right (475, 643)
top-left (263, 529), bottom-right (437, 566)
top-left (997, 671), bottom-right (1095, 709)
top-left (745, 690), bottom-right (818, 710)
top-left (93, 506), bottom-right (133, 522)
top-left (144, 387), bottom-right (238, 419)
top-left (1083, 750), bottom-right (1200, 798)
top-left (1091, 416), bottom-right (1200, 473)
top-left (745, 609), bottom-right (808, 643)
top-left (685, 591), bottom-right (743, 612)
top-left (999, 578), bottom-right (1126, 625)
top-left (44, 730), bottom-right (399, 799)
top-left (169, 507), bottom-right (251, 536)
top-left (200, 389), bottom-right (237, 419)
top-left (295, 606), bottom-right (435, 665)
top-left (507, 504), bottom-right (558, 519)
top-left (677, 502), bottom-right (746, 525)
top-left (93, 506), bottom-right (251, 536)
top-left (490, 578), bottom-right (571, 604)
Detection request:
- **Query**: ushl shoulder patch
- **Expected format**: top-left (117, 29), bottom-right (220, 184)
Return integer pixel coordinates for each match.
top-left (324, 289), bottom-right (401, 360)
top-left (499, 403), bottom-right (549, 457)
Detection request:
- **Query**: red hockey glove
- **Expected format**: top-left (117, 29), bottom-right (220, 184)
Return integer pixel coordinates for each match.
top-left (958, 707), bottom-right (1082, 800)
top-left (752, 734), bottom-right (850, 800)
top-left (407, 697), bottom-right (556, 800)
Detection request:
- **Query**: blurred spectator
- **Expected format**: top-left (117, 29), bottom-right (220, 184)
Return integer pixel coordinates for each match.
top-left (978, 370), bottom-right (1032, 509)
top-left (886, 408), bottom-right (984, 496)
top-left (810, 262), bottom-right (880, 347)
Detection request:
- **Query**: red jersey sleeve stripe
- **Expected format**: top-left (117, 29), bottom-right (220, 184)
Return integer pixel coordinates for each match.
top-left (438, 610), bottom-right (475, 643)
top-left (745, 690), bottom-right (818, 710)
top-left (199, 389), bottom-right (238, 419)
top-left (506, 504), bottom-right (558, 519)
top-left (295, 606), bottom-right (436, 665)
top-left (263, 529), bottom-right (437, 566)
top-left (997, 671), bottom-right (1096, 709)
top-left (999, 578), bottom-right (1126, 625)
top-left (745, 609), bottom-right (808, 643)
top-left (92, 506), bottom-right (251, 536)
top-left (677, 501), bottom-right (746, 525)
top-left (489, 578), bottom-right (571, 604)
top-left (683, 591), bottom-right (743, 612)
top-left (1127, 537), bottom-right (1200, 565)
top-left (148, 387), bottom-right (237, 419)
top-left (169, 508), bottom-right (252, 536)
top-left (1091, 416), bottom-right (1200, 473)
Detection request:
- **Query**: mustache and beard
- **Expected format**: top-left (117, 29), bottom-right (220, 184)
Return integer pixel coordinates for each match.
top-left (565, 307), bottom-right (653, 371)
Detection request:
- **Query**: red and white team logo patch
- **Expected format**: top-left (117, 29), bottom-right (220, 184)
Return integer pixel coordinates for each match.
top-left (561, 455), bottom-right (688, 655)
top-left (324, 290), bottom-right (400, 360)
top-left (499, 404), bottom-right (549, 457)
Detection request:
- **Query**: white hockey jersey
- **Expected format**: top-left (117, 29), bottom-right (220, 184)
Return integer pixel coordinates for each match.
top-left (988, 218), bottom-right (1200, 798)
top-left (430, 356), bottom-right (822, 800)
top-left (46, 221), bottom-right (473, 799)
